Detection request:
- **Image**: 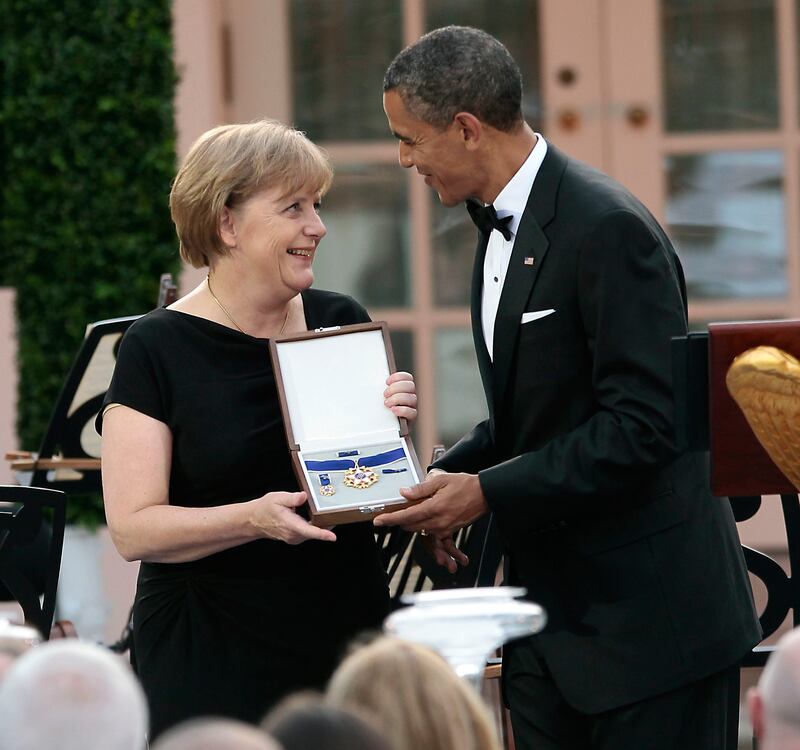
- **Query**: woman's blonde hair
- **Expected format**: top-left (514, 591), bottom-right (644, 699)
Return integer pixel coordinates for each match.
top-left (169, 119), bottom-right (333, 268)
top-left (326, 637), bottom-right (502, 750)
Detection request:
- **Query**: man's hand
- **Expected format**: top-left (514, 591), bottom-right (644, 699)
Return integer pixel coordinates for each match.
top-left (373, 472), bottom-right (489, 538)
top-left (421, 534), bottom-right (470, 573)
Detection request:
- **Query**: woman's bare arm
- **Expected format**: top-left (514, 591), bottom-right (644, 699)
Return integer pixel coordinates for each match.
top-left (101, 406), bottom-right (335, 563)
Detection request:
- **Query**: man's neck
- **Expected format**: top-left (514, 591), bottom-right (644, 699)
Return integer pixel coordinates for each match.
top-left (477, 123), bottom-right (538, 205)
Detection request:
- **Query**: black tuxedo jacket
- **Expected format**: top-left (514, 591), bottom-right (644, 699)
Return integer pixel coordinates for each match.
top-left (433, 144), bottom-right (761, 713)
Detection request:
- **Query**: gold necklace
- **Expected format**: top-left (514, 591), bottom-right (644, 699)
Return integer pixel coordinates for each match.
top-left (206, 276), bottom-right (290, 337)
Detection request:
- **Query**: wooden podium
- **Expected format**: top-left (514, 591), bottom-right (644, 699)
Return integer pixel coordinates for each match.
top-left (707, 320), bottom-right (800, 496)
top-left (672, 321), bottom-right (800, 670)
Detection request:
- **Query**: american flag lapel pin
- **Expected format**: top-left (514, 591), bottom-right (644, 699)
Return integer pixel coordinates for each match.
top-left (523, 256), bottom-right (535, 266)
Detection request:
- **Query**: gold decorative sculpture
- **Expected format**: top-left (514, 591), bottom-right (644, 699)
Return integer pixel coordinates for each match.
top-left (726, 346), bottom-right (800, 491)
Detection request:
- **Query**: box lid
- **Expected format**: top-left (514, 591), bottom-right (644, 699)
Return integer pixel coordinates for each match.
top-left (271, 323), bottom-right (405, 449)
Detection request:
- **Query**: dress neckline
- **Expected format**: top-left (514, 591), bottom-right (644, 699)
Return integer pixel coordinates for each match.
top-left (163, 290), bottom-right (310, 342)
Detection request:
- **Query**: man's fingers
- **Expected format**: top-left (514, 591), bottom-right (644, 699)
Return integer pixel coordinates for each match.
top-left (434, 546), bottom-right (458, 573)
top-left (376, 477), bottom-right (447, 528)
top-left (421, 536), bottom-right (457, 573)
top-left (442, 537), bottom-right (469, 567)
top-left (398, 478), bottom-right (440, 502)
top-left (373, 503), bottom-right (428, 528)
top-left (434, 538), bottom-right (458, 574)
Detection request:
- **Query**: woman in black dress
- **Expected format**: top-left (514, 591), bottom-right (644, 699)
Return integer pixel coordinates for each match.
top-left (98, 120), bottom-right (417, 739)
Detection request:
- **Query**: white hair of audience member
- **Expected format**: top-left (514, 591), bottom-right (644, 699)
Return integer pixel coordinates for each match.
top-left (0, 620), bottom-right (41, 682)
top-left (749, 628), bottom-right (800, 749)
top-left (151, 718), bottom-right (282, 750)
top-left (0, 640), bottom-right (147, 750)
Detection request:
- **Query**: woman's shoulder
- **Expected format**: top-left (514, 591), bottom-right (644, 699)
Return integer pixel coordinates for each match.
top-left (123, 307), bottom-right (186, 343)
top-left (303, 288), bottom-right (371, 327)
top-left (121, 308), bottom-right (224, 358)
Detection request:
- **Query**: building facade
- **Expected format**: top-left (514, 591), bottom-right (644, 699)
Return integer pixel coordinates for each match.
top-left (3, 0), bottom-right (799, 518)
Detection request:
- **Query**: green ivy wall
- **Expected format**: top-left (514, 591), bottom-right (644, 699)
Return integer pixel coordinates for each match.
top-left (0, 0), bottom-right (179, 525)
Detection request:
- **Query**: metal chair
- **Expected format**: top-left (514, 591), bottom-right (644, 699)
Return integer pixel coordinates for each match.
top-left (380, 516), bottom-right (502, 603)
top-left (0, 485), bottom-right (66, 639)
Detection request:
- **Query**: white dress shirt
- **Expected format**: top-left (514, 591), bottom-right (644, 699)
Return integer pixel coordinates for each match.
top-left (481, 134), bottom-right (548, 360)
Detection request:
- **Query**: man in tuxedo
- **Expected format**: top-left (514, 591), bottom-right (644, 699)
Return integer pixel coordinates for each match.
top-left (374, 25), bottom-right (761, 750)
top-left (748, 628), bottom-right (800, 750)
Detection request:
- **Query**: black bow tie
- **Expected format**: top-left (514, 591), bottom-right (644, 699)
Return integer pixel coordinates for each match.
top-left (466, 199), bottom-right (513, 241)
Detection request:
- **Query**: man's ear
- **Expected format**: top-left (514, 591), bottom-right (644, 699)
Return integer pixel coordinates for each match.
top-left (747, 687), bottom-right (765, 740)
top-left (218, 206), bottom-right (238, 250)
top-left (453, 112), bottom-right (483, 151)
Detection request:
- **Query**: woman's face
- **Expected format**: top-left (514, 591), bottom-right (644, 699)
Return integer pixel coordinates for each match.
top-left (221, 183), bottom-right (327, 294)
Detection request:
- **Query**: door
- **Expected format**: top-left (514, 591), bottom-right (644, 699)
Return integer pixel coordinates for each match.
top-left (221, 0), bottom-right (800, 460)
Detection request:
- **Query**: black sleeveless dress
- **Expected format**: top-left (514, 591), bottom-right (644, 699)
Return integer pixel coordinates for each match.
top-left (98, 289), bottom-right (390, 738)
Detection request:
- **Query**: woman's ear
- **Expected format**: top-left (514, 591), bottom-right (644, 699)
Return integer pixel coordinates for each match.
top-left (218, 206), bottom-right (238, 250)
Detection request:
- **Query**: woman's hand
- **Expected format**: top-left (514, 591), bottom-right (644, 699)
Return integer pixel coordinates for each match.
top-left (384, 371), bottom-right (417, 423)
top-left (249, 491), bottom-right (337, 545)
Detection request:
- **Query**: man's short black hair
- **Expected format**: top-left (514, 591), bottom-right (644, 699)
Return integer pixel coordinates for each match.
top-left (383, 25), bottom-right (523, 132)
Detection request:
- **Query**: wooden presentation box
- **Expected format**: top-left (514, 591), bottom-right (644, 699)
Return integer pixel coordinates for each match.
top-left (269, 322), bottom-right (422, 526)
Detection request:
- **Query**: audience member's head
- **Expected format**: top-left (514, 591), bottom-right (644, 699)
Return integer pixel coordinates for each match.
top-left (750, 628), bottom-right (800, 749)
top-left (0, 620), bottom-right (40, 682)
top-left (264, 692), bottom-right (392, 750)
top-left (152, 718), bottom-right (281, 750)
top-left (0, 640), bottom-right (147, 750)
top-left (326, 636), bottom-right (502, 750)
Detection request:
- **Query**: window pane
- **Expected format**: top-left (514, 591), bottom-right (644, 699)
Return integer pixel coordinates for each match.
top-left (389, 329), bottom-right (414, 376)
top-left (662, 0), bottom-right (778, 132)
top-left (389, 328), bottom-right (416, 442)
top-left (435, 329), bottom-right (487, 449)
top-left (431, 200), bottom-right (476, 306)
top-left (313, 164), bottom-right (410, 308)
top-left (688, 320), bottom-right (711, 334)
top-left (291, 0), bottom-right (402, 140)
top-left (797, 0), bottom-right (800, 123)
top-left (665, 151), bottom-right (786, 299)
top-left (425, 2), bottom-right (542, 306)
top-left (425, 0), bottom-right (542, 128)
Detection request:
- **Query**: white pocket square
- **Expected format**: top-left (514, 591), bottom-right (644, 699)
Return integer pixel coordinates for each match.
top-left (521, 309), bottom-right (555, 325)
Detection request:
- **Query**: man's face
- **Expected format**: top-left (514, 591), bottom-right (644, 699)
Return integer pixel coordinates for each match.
top-left (383, 90), bottom-right (477, 207)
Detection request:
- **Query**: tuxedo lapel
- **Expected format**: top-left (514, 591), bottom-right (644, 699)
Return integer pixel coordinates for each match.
top-left (490, 212), bottom-right (549, 409)
top-left (470, 231), bottom-right (495, 428)
top-left (490, 145), bottom-right (568, 414)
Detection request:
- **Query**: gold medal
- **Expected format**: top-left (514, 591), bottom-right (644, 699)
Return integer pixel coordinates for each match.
top-left (343, 465), bottom-right (379, 489)
top-left (318, 473), bottom-right (336, 497)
